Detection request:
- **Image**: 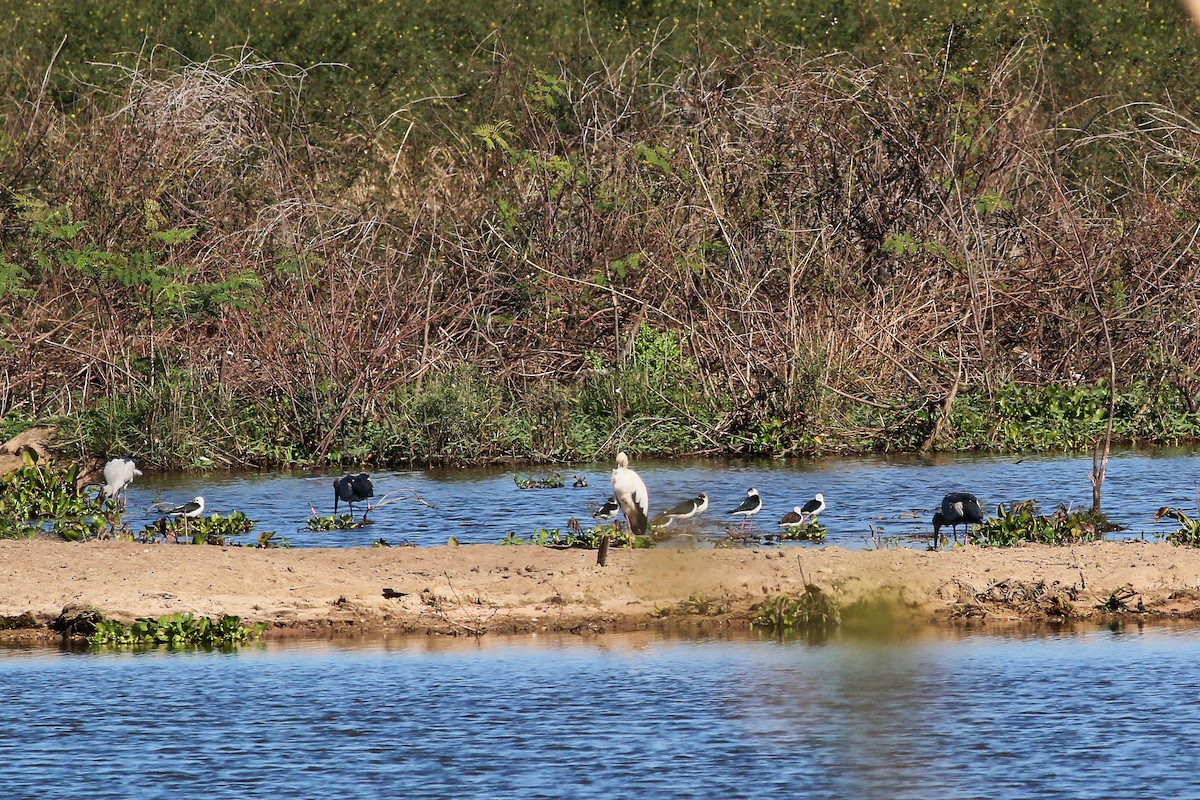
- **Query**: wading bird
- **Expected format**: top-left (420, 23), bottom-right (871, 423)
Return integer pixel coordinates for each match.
top-left (778, 506), bottom-right (806, 528)
top-left (729, 488), bottom-right (762, 532)
top-left (933, 492), bottom-right (985, 543)
top-left (593, 496), bottom-right (619, 520)
top-left (799, 493), bottom-right (826, 524)
top-left (166, 496), bottom-right (205, 518)
top-left (652, 492), bottom-right (708, 528)
top-left (100, 457), bottom-right (142, 508)
top-left (610, 452), bottom-right (649, 539)
top-left (334, 473), bottom-right (374, 520)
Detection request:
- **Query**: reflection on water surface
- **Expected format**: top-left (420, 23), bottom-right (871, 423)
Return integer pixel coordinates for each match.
top-left (2, 623), bottom-right (1199, 799)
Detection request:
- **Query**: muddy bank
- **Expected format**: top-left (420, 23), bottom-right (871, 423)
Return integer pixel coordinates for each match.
top-left (2, 539), bottom-right (1199, 641)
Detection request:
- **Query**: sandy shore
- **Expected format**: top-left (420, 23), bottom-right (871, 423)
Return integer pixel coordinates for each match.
top-left (4, 538), bottom-right (1200, 641)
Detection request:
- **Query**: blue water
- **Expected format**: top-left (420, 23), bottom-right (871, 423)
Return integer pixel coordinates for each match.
top-left (114, 448), bottom-right (1200, 548)
top-left (2, 624), bottom-right (1198, 799)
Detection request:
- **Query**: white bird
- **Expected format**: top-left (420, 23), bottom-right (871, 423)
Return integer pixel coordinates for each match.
top-left (729, 488), bottom-right (762, 532)
top-left (610, 452), bottom-right (649, 539)
top-left (653, 492), bottom-right (708, 527)
top-left (593, 496), bottom-right (619, 520)
top-left (333, 473), bottom-right (374, 520)
top-left (100, 457), bottom-right (142, 507)
top-left (800, 492), bottom-right (826, 523)
top-left (778, 506), bottom-right (805, 528)
top-left (167, 496), bottom-right (205, 518)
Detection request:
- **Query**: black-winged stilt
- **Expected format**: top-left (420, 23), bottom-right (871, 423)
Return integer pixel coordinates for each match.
top-left (166, 496), bottom-right (205, 517)
top-left (100, 457), bottom-right (142, 508)
top-left (778, 506), bottom-right (805, 528)
top-left (729, 488), bottom-right (762, 532)
top-left (933, 492), bottom-right (985, 542)
top-left (800, 493), bottom-right (826, 523)
top-left (334, 473), bottom-right (374, 519)
top-left (653, 492), bottom-right (708, 527)
top-left (610, 452), bottom-right (649, 538)
top-left (593, 496), bottom-right (619, 520)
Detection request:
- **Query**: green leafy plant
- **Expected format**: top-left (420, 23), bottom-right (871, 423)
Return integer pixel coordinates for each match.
top-left (513, 472), bottom-right (565, 489)
top-left (89, 613), bottom-right (266, 647)
top-left (305, 513), bottom-right (361, 531)
top-left (971, 501), bottom-right (1117, 547)
top-left (751, 585), bottom-right (840, 634)
top-left (500, 522), bottom-right (652, 549)
top-left (1154, 506), bottom-right (1200, 547)
top-left (141, 511), bottom-right (256, 545)
top-left (0, 450), bottom-right (115, 540)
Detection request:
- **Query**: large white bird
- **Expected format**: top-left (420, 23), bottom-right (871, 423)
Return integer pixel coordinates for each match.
top-left (610, 452), bottom-right (649, 538)
top-left (101, 457), bottom-right (142, 508)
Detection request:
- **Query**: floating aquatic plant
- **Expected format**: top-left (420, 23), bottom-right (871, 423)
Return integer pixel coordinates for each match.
top-left (89, 612), bottom-right (265, 647)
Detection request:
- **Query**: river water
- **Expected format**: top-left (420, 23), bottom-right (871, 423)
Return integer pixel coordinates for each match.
top-left (115, 448), bottom-right (1200, 548)
top-left (2, 623), bottom-right (1198, 799)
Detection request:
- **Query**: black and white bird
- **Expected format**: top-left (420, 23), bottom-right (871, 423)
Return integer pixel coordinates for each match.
top-left (593, 496), bottom-right (619, 520)
top-left (610, 452), bottom-right (649, 538)
top-left (932, 492), bottom-right (986, 542)
top-left (334, 473), bottom-right (374, 519)
top-left (100, 457), bottom-right (142, 507)
top-left (729, 488), bottom-right (762, 532)
top-left (652, 492), bottom-right (708, 527)
top-left (799, 492), bottom-right (826, 523)
top-left (166, 496), bottom-right (205, 518)
top-left (778, 506), bottom-right (805, 528)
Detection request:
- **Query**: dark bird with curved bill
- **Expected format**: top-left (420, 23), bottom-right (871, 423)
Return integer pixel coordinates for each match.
top-left (593, 496), bottom-right (620, 520)
top-left (610, 452), bottom-right (649, 539)
top-left (729, 488), bottom-right (762, 532)
top-left (652, 492), bottom-right (708, 528)
top-left (933, 492), bottom-right (986, 543)
top-left (334, 473), bottom-right (375, 520)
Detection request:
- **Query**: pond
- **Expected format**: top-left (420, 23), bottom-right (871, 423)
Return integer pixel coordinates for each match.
top-left (2, 623), bottom-right (1197, 799)
top-left (115, 448), bottom-right (1200, 548)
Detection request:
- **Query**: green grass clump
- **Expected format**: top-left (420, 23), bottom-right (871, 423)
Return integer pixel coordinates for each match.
top-left (140, 511), bottom-right (257, 545)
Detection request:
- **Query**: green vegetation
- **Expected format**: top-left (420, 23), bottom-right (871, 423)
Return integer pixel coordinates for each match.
top-left (89, 613), bottom-right (265, 647)
top-left (500, 523), bottom-right (652, 549)
top-left (513, 473), bottom-right (566, 490)
top-left (970, 501), bottom-right (1118, 547)
top-left (305, 513), bottom-right (362, 531)
top-left (140, 510), bottom-right (260, 545)
top-left (751, 585), bottom-right (840, 634)
top-left (1154, 506), bottom-right (1200, 547)
top-left (0, 451), bottom-right (115, 540)
top-left (4, 2), bottom-right (1200, 466)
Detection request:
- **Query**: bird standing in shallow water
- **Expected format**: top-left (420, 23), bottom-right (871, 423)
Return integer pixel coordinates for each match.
top-left (653, 492), bottom-right (708, 528)
top-left (729, 488), bottom-right (762, 532)
top-left (593, 496), bottom-right (619, 520)
top-left (166, 496), bottom-right (205, 517)
top-left (778, 506), bottom-right (805, 528)
top-left (800, 493), bottom-right (826, 524)
top-left (610, 452), bottom-right (649, 540)
top-left (100, 457), bottom-right (142, 508)
top-left (334, 473), bottom-right (374, 521)
top-left (933, 492), bottom-right (985, 543)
